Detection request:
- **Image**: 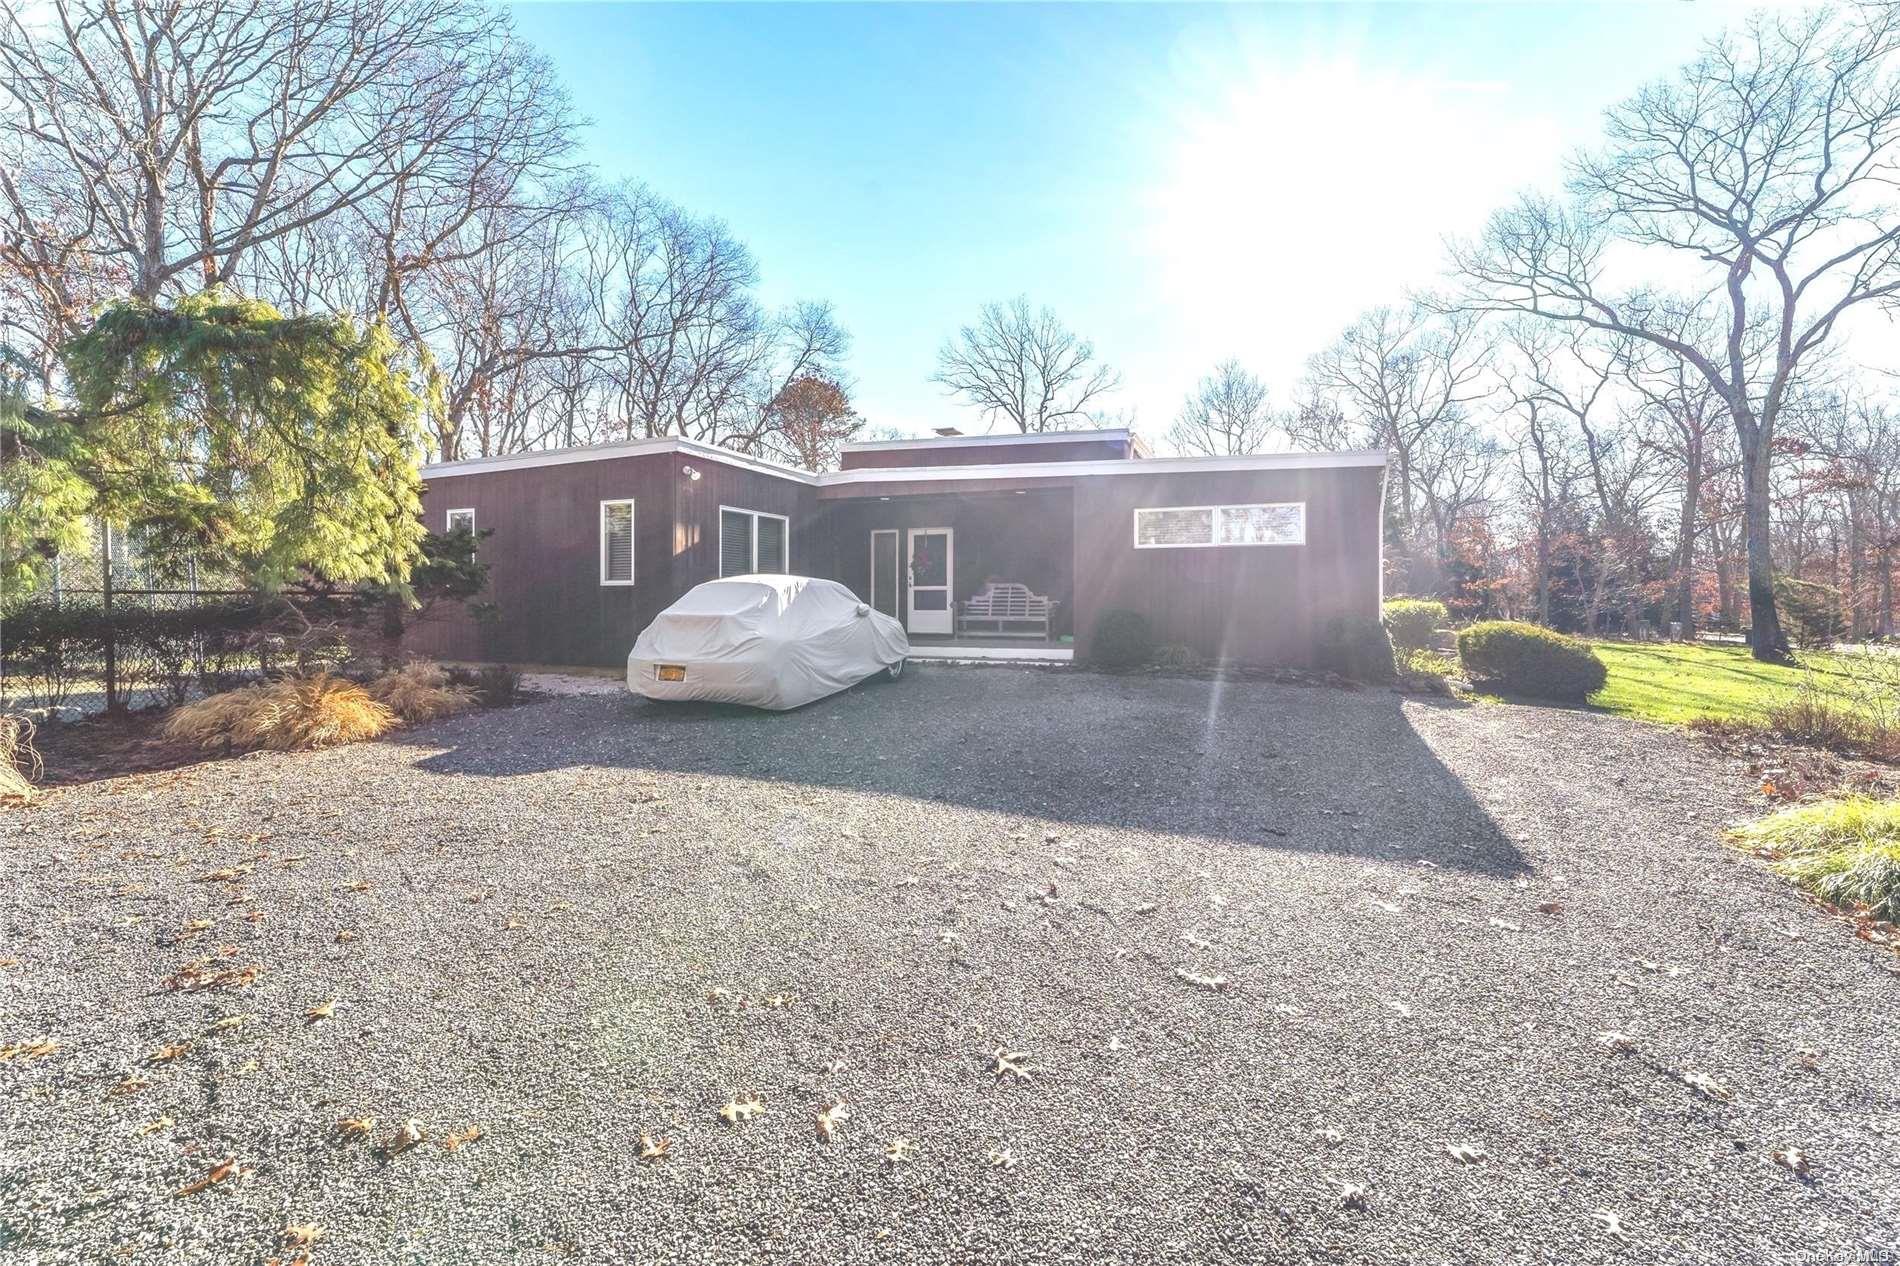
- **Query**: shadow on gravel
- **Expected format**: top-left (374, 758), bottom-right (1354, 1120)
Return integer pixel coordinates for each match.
top-left (391, 667), bottom-right (1530, 878)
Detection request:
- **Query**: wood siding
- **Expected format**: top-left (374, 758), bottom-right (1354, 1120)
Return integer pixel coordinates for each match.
top-left (1071, 466), bottom-right (1384, 667)
top-left (840, 436), bottom-right (1131, 470)
top-left (416, 450), bottom-right (816, 668)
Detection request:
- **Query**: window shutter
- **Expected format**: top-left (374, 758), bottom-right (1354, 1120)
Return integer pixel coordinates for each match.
top-left (601, 500), bottom-right (634, 583)
top-left (755, 515), bottom-right (787, 573)
top-left (720, 509), bottom-right (753, 577)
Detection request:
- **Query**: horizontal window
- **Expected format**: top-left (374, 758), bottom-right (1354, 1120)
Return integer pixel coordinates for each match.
top-left (719, 506), bottom-right (790, 576)
top-left (445, 507), bottom-right (475, 534)
top-left (1134, 502), bottom-right (1305, 549)
top-left (600, 499), bottom-right (634, 585)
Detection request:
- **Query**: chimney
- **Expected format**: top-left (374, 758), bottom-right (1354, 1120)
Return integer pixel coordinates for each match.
top-left (933, 426), bottom-right (963, 438)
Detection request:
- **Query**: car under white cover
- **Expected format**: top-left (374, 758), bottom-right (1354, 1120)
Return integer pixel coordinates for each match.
top-left (627, 575), bottom-right (909, 710)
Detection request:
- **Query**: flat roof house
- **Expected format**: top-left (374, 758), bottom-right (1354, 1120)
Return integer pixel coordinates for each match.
top-left (412, 429), bottom-right (1388, 670)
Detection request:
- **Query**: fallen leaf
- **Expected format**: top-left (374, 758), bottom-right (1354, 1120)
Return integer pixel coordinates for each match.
top-left (718, 1095), bottom-right (766, 1125)
top-left (383, 1118), bottom-right (425, 1154)
top-left (985, 1145), bottom-right (1017, 1169)
top-left (1594, 1209), bottom-right (1631, 1242)
top-left (1372, 899), bottom-right (1401, 914)
top-left (134, 1116), bottom-right (174, 1137)
top-left (1772, 1146), bottom-right (1811, 1177)
top-left (304, 999), bottom-right (337, 1024)
top-left (334, 1117), bottom-right (375, 1140)
top-left (174, 1158), bottom-right (235, 1197)
top-left (816, 1100), bottom-right (849, 1142)
top-left (110, 1073), bottom-right (151, 1097)
top-left (1174, 968), bottom-right (1229, 991)
top-left (1488, 917), bottom-right (1523, 932)
top-left (1681, 1071), bottom-right (1734, 1103)
top-left (990, 1047), bottom-right (1032, 1082)
top-left (1535, 901), bottom-right (1564, 916)
top-left (0, 1037), bottom-right (58, 1062)
top-left (1445, 1141), bottom-right (1487, 1165)
top-left (147, 1041), bottom-right (190, 1064)
top-left (763, 992), bottom-right (797, 1008)
top-left (334, 930), bottom-right (356, 944)
top-left (1596, 1030), bottom-right (1638, 1054)
top-left (1321, 1128), bottom-right (1344, 1147)
top-left (196, 866), bottom-right (253, 884)
top-left (205, 1016), bottom-right (246, 1036)
top-left (1383, 998), bottom-right (1412, 1018)
top-left (1181, 930), bottom-right (1215, 950)
top-left (884, 1137), bottom-right (916, 1163)
top-left (638, 1132), bottom-right (672, 1161)
top-left (1333, 1180), bottom-right (1370, 1211)
top-left (441, 1125), bottom-right (483, 1152)
top-left (281, 1223), bottom-right (323, 1248)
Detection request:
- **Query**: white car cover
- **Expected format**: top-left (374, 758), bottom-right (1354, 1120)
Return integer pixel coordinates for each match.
top-left (627, 575), bottom-right (910, 710)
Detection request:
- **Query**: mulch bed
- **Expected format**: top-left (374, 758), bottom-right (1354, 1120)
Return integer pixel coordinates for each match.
top-left (23, 709), bottom-right (220, 787)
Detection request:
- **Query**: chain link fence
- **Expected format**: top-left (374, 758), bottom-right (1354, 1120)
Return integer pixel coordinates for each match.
top-left (1, 521), bottom-right (268, 714)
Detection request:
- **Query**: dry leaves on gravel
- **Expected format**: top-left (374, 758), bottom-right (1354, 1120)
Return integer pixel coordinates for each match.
top-left (1681, 1071), bottom-right (1734, 1103)
top-left (1596, 1030), bottom-right (1639, 1054)
top-left (990, 1048), bottom-right (1032, 1082)
top-left (304, 999), bottom-right (336, 1024)
top-left (816, 1100), bottom-right (850, 1143)
top-left (638, 1132), bottom-right (672, 1161)
top-left (281, 1223), bottom-right (323, 1248)
top-left (1445, 1142), bottom-right (1487, 1165)
top-left (0, 1037), bottom-right (58, 1062)
top-left (884, 1137), bottom-right (916, 1164)
top-left (334, 1117), bottom-right (375, 1141)
top-left (1174, 968), bottom-right (1229, 992)
top-left (1331, 1180), bottom-right (1371, 1211)
top-left (175, 1159), bottom-right (236, 1198)
top-left (718, 1096), bottom-right (766, 1125)
top-left (441, 1125), bottom-right (483, 1152)
top-left (382, 1119), bottom-right (425, 1156)
top-left (1773, 1146), bottom-right (1812, 1177)
top-left (163, 957), bottom-right (262, 993)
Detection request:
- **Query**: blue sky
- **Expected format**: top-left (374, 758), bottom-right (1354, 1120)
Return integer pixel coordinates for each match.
top-left (508, 2), bottom-right (1742, 442)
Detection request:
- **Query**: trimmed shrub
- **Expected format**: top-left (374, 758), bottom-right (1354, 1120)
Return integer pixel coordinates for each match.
top-left (368, 661), bottom-right (476, 723)
top-left (163, 674), bottom-right (394, 752)
top-left (1456, 621), bottom-right (1606, 701)
top-left (1090, 610), bottom-right (1153, 669)
top-left (1773, 576), bottom-right (1846, 651)
top-left (1382, 598), bottom-right (1449, 653)
top-left (1317, 616), bottom-right (1397, 684)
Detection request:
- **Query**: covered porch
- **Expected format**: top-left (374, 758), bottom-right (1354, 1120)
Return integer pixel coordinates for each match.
top-left (814, 486), bottom-right (1076, 660)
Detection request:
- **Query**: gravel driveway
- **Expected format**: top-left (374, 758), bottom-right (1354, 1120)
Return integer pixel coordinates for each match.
top-left (1, 668), bottom-right (1895, 1264)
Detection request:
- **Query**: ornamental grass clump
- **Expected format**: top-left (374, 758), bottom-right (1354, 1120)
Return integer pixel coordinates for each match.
top-left (367, 661), bottom-right (476, 724)
top-left (1729, 797), bottom-right (1900, 924)
top-left (0, 715), bottom-right (41, 802)
top-left (164, 674), bottom-right (393, 752)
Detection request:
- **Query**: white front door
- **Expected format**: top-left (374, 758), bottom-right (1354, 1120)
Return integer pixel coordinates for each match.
top-left (906, 527), bottom-right (954, 635)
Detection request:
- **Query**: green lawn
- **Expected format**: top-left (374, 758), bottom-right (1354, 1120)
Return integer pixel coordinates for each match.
top-left (1586, 640), bottom-right (1864, 725)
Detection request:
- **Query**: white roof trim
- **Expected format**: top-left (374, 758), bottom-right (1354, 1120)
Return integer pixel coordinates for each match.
top-left (842, 428), bottom-right (1135, 453)
top-left (816, 451), bottom-right (1389, 484)
top-left (421, 436), bottom-right (1388, 486)
top-left (422, 436), bottom-right (819, 484)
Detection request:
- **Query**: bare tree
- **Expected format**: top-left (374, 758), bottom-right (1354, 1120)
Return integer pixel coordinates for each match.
top-left (1295, 304), bottom-right (1500, 593)
top-left (1450, 6), bottom-right (1900, 660)
top-left (932, 297), bottom-right (1119, 433)
top-left (584, 184), bottom-right (766, 445)
top-left (0, 0), bottom-right (575, 309)
top-left (1168, 360), bottom-right (1278, 456)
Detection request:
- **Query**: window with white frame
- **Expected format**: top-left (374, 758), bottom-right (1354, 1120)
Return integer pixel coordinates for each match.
top-left (444, 507), bottom-right (475, 534)
top-left (600, 499), bottom-right (635, 585)
top-left (1134, 502), bottom-right (1305, 549)
top-left (719, 506), bottom-right (790, 576)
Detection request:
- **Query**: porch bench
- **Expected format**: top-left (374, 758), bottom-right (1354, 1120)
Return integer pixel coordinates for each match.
top-left (957, 583), bottom-right (1057, 639)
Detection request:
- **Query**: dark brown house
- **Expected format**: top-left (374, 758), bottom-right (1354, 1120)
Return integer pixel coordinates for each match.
top-left (412, 428), bottom-right (1388, 670)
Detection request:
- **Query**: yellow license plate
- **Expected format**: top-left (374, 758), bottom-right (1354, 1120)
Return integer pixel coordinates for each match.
top-left (656, 665), bottom-right (686, 682)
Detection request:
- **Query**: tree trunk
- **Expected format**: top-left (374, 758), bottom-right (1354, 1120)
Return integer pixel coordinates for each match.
top-left (1738, 426), bottom-right (1789, 661)
top-left (1675, 456), bottom-right (1700, 640)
